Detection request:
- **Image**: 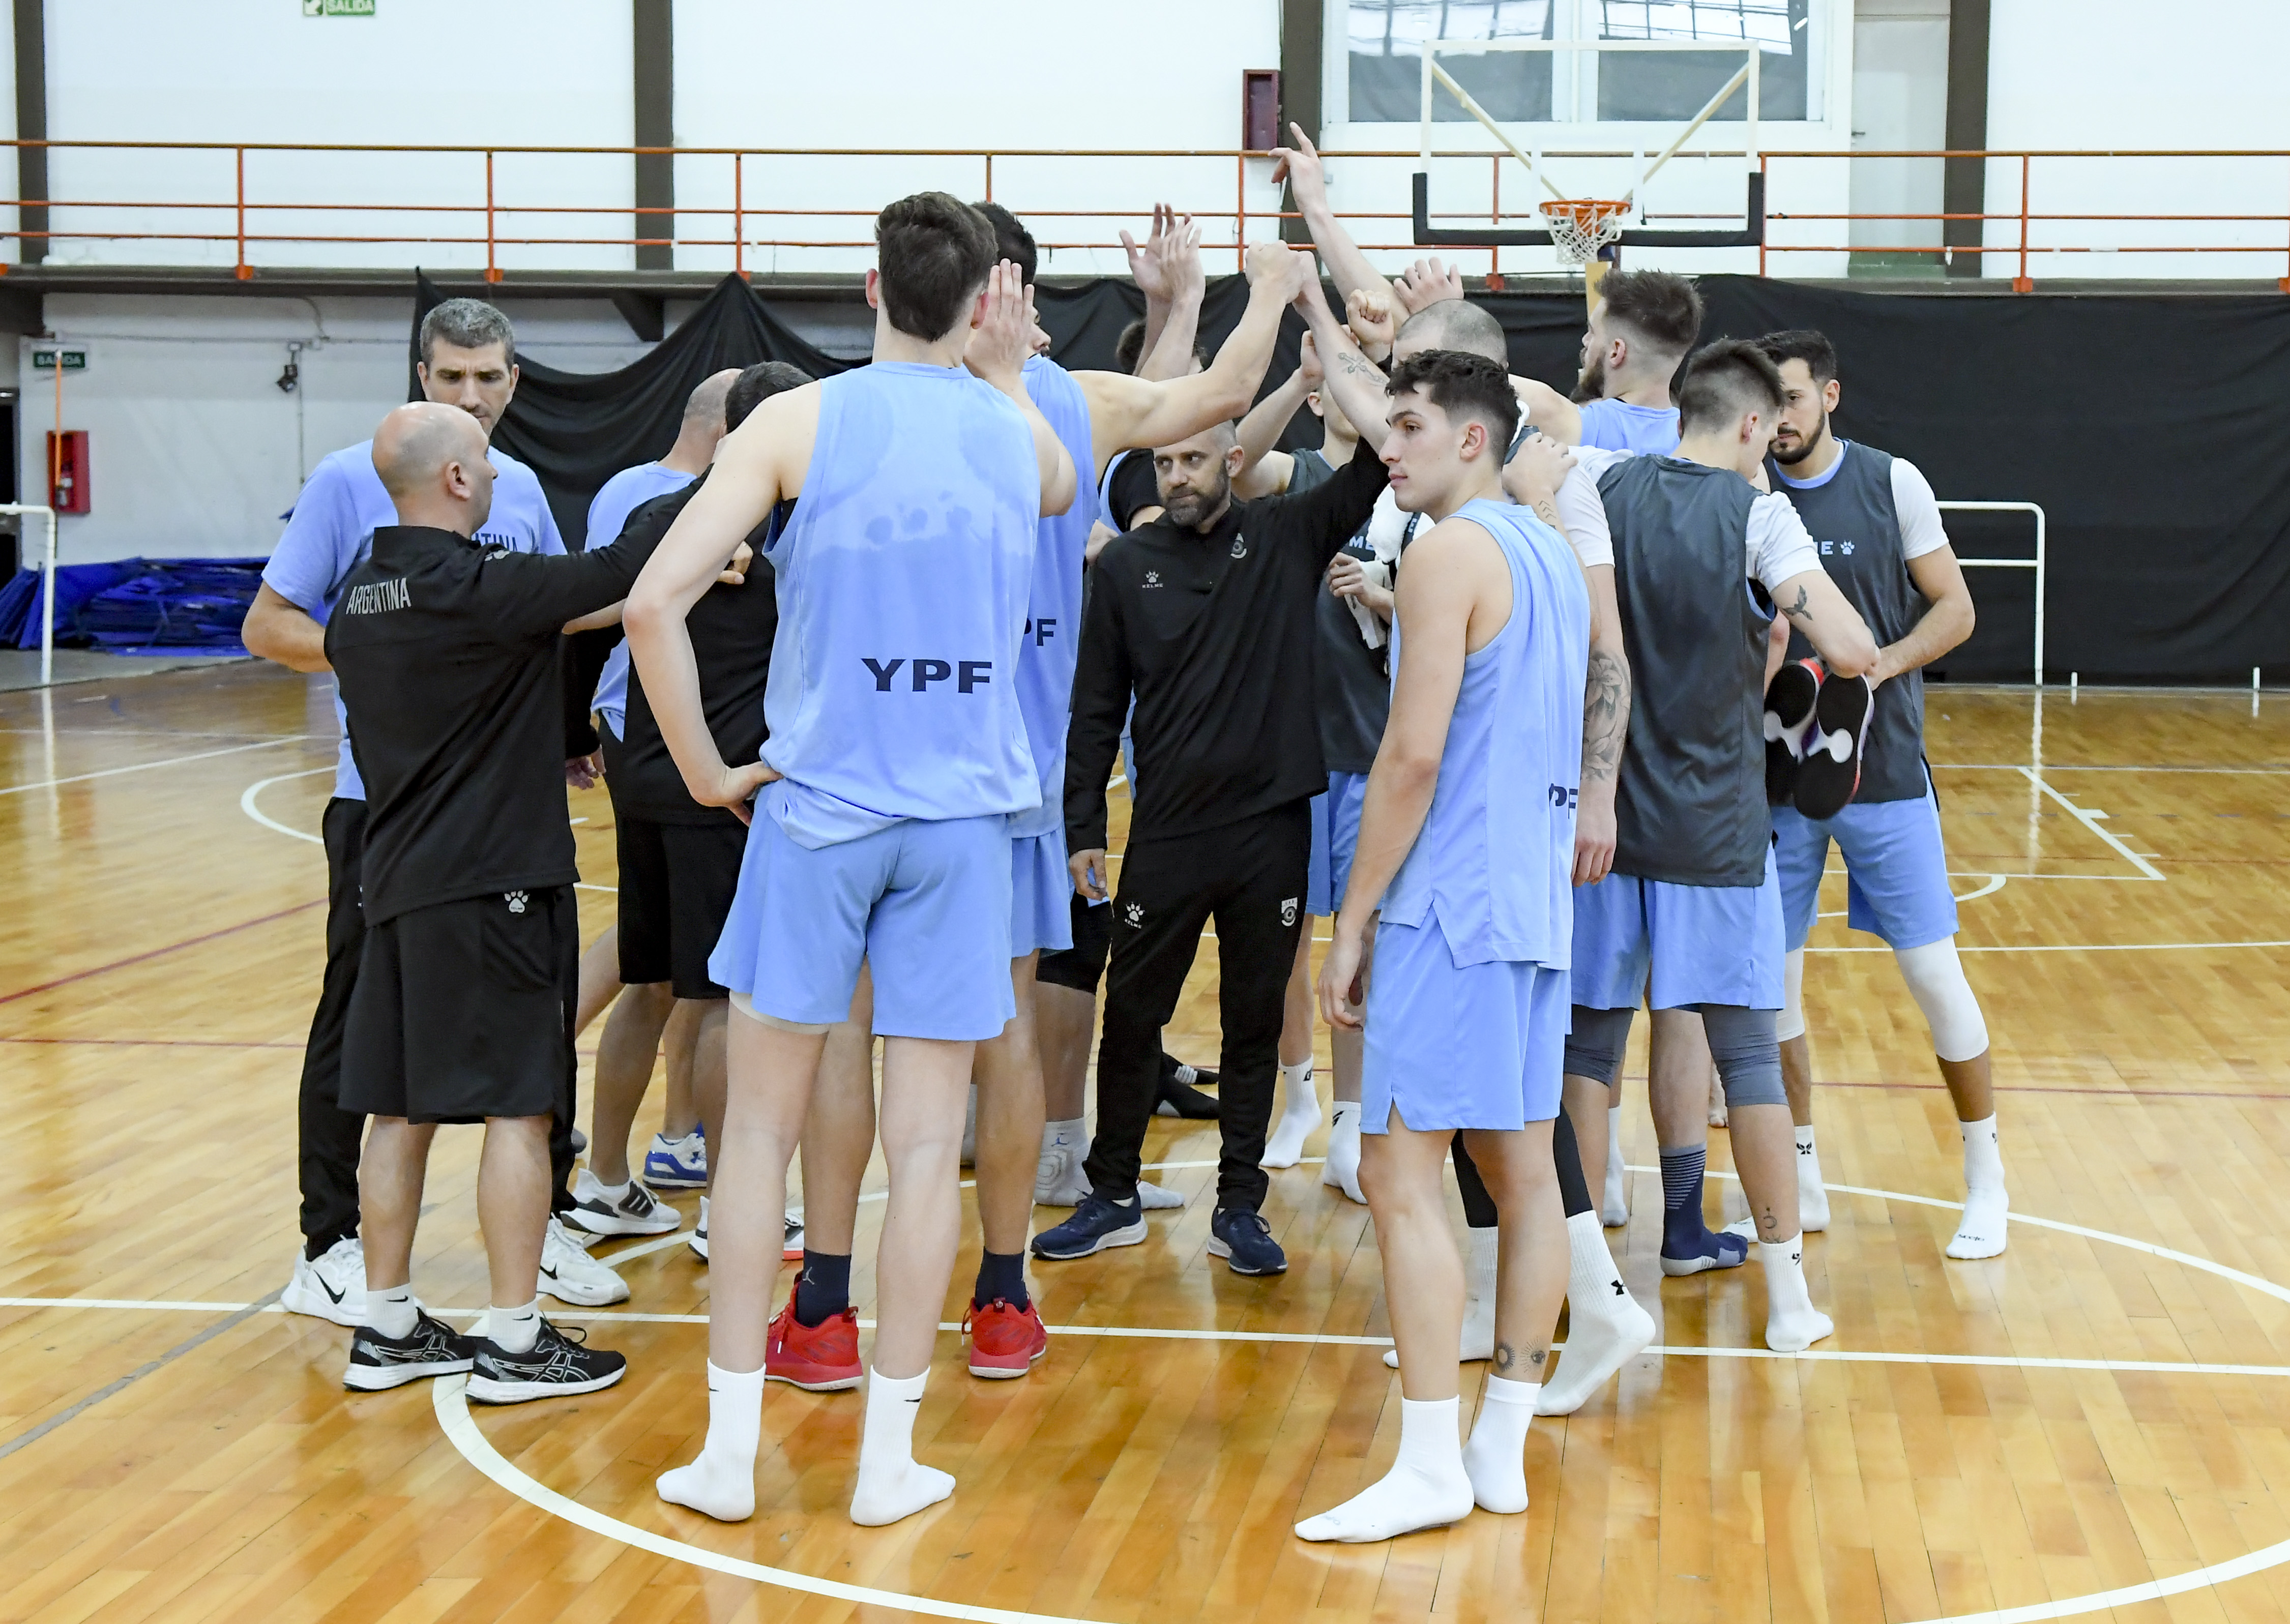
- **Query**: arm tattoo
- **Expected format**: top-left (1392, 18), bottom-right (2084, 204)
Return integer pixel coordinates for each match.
top-left (1782, 585), bottom-right (1813, 624)
top-left (1580, 647), bottom-right (1630, 785)
top-left (1333, 348), bottom-right (1385, 383)
top-left (1530, 497), bottom-right (1563, 532)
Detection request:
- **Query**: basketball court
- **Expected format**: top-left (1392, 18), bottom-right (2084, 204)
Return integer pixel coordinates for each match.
top-left (0, 1), bottom-right (2286, 1619)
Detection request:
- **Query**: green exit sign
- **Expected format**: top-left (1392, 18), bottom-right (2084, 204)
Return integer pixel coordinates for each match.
top-left (30, 348), bottom-right (86, 372)
top-left (303, 0), bottom-right (375, 14)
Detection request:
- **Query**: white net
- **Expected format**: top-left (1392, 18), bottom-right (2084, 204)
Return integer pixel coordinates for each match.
top-left (1540, 199), bottom-right (1630, 264)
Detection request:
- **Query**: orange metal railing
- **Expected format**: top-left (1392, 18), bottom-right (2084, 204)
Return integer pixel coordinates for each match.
top-left (0, 139), bottom-right (2283, 290)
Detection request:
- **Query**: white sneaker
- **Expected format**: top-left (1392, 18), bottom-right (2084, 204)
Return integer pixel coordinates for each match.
top-left (690, 1196), bottom-right (710, 1262)
top-left (540, 1215), bottom-right (631, 1306)
top-left (784, 1209), bottom-right (805, 1261)
top-left (567, 1168), bottom-right (682, 1237)
top-left (282, 1235), bottom-right (367, 1327)
top-left (643, 1129), bottom-right (708, 1190)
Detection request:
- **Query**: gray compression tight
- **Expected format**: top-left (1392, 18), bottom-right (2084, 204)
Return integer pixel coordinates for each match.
top-left (1563, 1003), bottom-right (1785, 1108)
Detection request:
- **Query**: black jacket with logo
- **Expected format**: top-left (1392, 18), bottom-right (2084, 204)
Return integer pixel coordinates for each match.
top-left (327, 522), bottom-right (663, 924)
top-left (1065, 436), bottom-right (1389, 850)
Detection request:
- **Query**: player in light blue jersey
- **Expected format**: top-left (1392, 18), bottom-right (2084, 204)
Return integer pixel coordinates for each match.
top-left (631, 194), bottom-right (1076, 1531)
top-left (1298, 352), bottom-right (1587, 1544)
top-left (786, 209), bottom-right (1310, 1385)
top-left (241, 298), bottom-right (627, 1330)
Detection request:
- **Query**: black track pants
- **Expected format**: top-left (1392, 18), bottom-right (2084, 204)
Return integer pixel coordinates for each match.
top-left (1084, 802), bottom-right (1308, 1213)
top-left (297, 798), bottom-right (372, 1257)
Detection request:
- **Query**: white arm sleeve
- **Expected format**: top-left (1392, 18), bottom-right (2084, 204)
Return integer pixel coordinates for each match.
top-left (1891, 457), bottom-right (1950, 562)
top-left (1553, 460), bottom-right (1614, 570)
top-left (1747, 492), bottom-right (1823, 592)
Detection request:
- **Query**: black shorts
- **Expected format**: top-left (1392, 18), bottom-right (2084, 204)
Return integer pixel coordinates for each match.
top-left (340, 885), bottom-right (577, 1125)
top-left (615, 815), bottom-right (747, 999)
top-left (1037, 889), bottom-right (1112, 994)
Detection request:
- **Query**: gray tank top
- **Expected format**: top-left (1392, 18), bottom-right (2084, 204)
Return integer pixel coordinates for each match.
top-left (1597, 456), bottom-right (1776, 888)
top-left (1767, 442), bottom-right (1927, 803)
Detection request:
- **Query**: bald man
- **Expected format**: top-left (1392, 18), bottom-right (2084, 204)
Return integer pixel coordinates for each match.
top-left (328, 402), bottom-right (689, 1404)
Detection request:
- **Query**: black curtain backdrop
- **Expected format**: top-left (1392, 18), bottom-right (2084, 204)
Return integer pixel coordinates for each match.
top-left (412, 272), bottom-right (2290, 684)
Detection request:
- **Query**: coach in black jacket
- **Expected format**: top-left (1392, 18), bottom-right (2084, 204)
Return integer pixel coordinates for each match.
top-left (326, 402), bottom-right (669, 1406)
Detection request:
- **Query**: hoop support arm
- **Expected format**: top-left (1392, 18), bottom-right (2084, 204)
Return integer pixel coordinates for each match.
top-left (1412, 169), bottom-right (1766, 248)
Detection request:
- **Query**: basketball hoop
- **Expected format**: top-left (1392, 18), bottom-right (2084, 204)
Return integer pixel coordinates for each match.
top-left (1540, 198), bottom-right (1630, 264)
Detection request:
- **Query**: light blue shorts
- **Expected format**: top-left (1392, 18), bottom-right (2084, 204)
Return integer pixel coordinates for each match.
top-left (710, 805), bottom-right (1017, 1041)
top-left (1306, 772), bottom-right (1370, 919)
top-left (1774, 774), bottom-right (1957, 953)
top-left (1011, 825), bottom-right (1074, 958)
top-left (1363, 916), bottom-right (1568, 1131)
top-left (1570, 849), bottom-right (1785, 1012)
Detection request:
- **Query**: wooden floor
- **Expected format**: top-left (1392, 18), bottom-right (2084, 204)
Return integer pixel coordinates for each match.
top-left (5, 663), bottom-right (2290, 1623)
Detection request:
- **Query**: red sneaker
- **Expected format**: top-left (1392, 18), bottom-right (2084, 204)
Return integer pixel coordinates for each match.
top-left (963, 1297), bottom-right (1049, 1379)
top-left (765, 1298), bottom-right (862, 1391)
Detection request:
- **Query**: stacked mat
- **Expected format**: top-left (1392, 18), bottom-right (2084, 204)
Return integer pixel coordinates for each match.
top-left (0, 557), bottom-right (266, 655)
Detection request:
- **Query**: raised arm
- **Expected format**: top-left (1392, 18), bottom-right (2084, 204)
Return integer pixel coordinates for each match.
top-left (1270, 124), bottom-right (1393, 311)
top-left (1231, 333), bottom-right (1318, 499)
top-left (969, 261), bottom-right (1077, 515)
top-left (1291, 269), bottom-right (1392, 449)
top-left (1075, 242), bottom-right (1306, 474)
top-left (1129, 209), bottom-right (1207, 383)
top-left (1514, 375), bottom-right (1582, 445)
top-left (624, 387), bottom-right (812, 818)
top-left (1317, 519), bottom-right (1479, 1028)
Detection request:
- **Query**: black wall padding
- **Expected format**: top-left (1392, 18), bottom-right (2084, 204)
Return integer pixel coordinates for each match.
top-left (413, 271), bottom-right (2290, 684)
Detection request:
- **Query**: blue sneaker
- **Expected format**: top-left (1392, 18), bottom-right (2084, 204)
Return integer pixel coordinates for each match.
top-left (643, 1129), bottom-right (707, 1190)
top-left (1209, 1207), bottom-right (1287, 1276)
top-left (1032, 1193), bottom-right (1147, 1260)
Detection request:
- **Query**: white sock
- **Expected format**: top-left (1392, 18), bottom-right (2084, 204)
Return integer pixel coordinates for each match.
top-left (1261, 1061), bottom-right (1321, 1168)
top-left (1600, 1103), bottom-right (1630, 1225)
top-left (1759, 1236), bottom-right (1833, 1352)
top-left (1294, 1396), bottom-right (1474, 1542)
top-left (1383, 1224), bottom-right (1503, 1372)
top-left (657, 1360), bottom-right (765, 1522)
top-left (1320, 1102), bottom-right (1364, 1202)
top-left (1536, 1212), bottom-right (1657, 1415)
top-left (1462, 1375), bottom-right (1537, 1513)
top-left (1040, 1116), bottom-right (1084, 1154)
top-left (1461, 1225), bottom-right (1498, 1361)
top-left (1796, 1125), bottom-right (1829, 1232)
top-left (486, 1297), bottom-right (541, 1354)
top-left (1137, 1179), bottom-right (1186, 1210)
top-left (849, 1367), bottom-right (954, 1526)
top-left (368, 1283), bottom-right (418, 1339)
top-left (1172, 1061), bottom-right (1199, 1086)
top-left (1948, 1115), bottom-right (2009, 1259)
top-left (1959, 1114), bottom-right (2004, 1191)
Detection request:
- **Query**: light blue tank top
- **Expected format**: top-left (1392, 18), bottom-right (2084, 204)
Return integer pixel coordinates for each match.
top-left (1380, 498), bottom-right (1590, 968)
top-left (760, 361), bottom-right (1043, 847)
top-left (1010, 356), bottom-right (1100, 839)
top-left (1576, 397), bottom-right (1681, 455)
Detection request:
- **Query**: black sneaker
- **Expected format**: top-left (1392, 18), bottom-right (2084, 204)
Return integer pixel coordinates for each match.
top-left (1209, 1207), bottom-right (1288, 1276)
top-left (1793, 671), bottom-right (1873, 820)
top-left (465, 1318), bottom-right (628, 1404)
top-left (1763, 658), bottom-right (1823, 806)
top-left (1031, 1192), bottom-right (1149, 1260)
top-left (343, 1310), bottom-right (474, 1391)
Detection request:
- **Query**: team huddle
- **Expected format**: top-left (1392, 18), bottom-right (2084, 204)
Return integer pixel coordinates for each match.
top-left (244, 133), bottom-right (2011, 1547)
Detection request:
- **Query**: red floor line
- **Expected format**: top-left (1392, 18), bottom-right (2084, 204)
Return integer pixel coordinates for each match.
top-left (0, 899), bottom-right (324, 1008)
top-left (0, 1036), bottom-right (305, 1049)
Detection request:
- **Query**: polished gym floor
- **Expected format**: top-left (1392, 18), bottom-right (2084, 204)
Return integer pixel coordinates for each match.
top-left (2, 661), bottom-right (2287, 1623)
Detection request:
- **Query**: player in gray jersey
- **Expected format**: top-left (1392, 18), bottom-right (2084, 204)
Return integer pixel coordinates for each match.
top-left (1559, 341), bottom-right (1876, 1353)
top-left (1754, 329), bottom-right (2006, 1259)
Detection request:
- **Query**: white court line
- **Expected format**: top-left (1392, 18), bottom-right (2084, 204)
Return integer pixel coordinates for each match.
top-left (425, 1173), bottom-right (2290, 1624)
top-left (1942, 763), bottom-right (2290, 775)
top-left (1822, 873), bottom-right (2005, 920)
top-left (1814, 938), bottom-right (2290, 956)
top-left (9, 1172), bottom-right (2290, 1624)
top-left (2017, 767), bottom-right (2166, 881)
top-left (1, 735), bottom-right (310, 797)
